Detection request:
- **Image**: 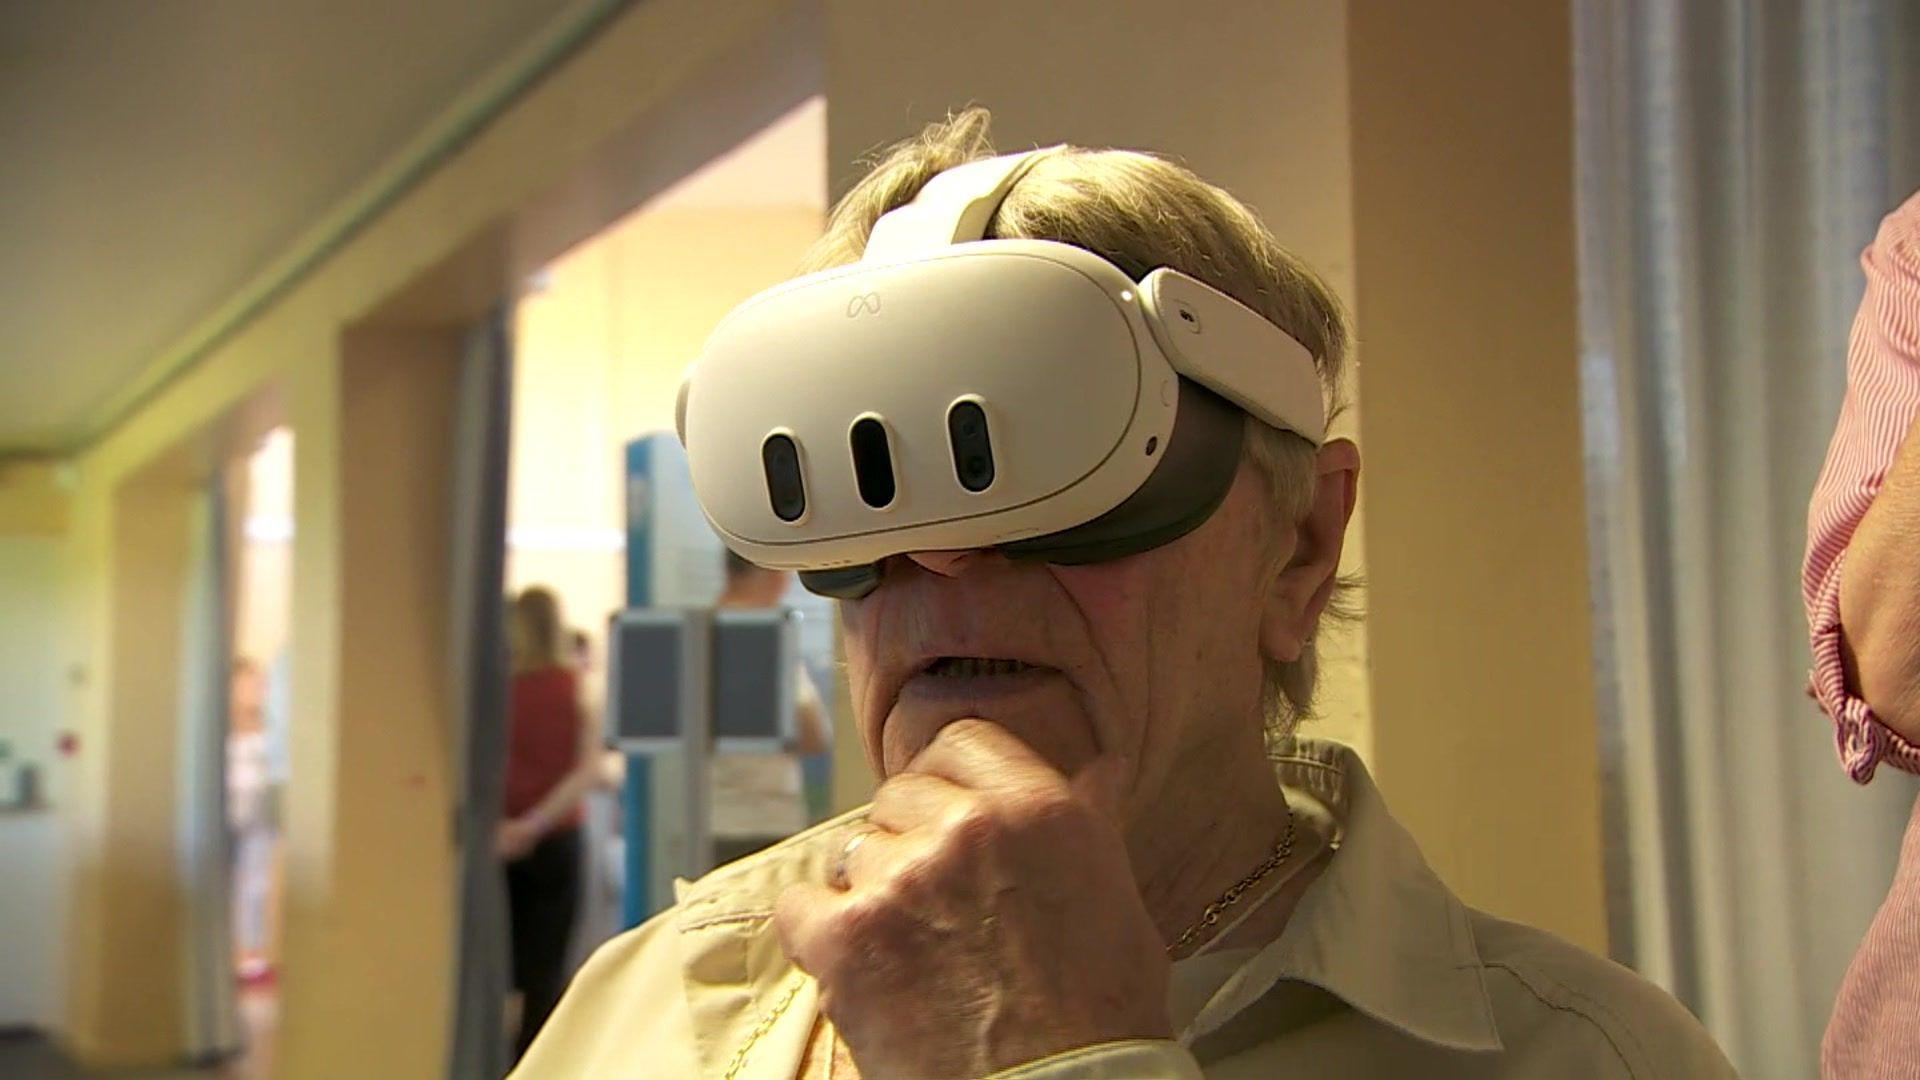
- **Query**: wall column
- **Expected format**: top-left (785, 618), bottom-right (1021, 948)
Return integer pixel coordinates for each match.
top-left (64, 474), bottom-right (193, 1065)
top-left (275, 328), bottom-right (461, 1079)
top-left (1348, 0), bottom-right (1606, 949)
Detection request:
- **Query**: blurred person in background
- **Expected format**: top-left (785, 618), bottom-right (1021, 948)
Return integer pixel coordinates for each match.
top-left (710, 551), bottom-right (831, 867)
top-left (259, 646), bottom-right (291, 965)
top-left (227, 658), bottom-right (275, 984)
top-left (566, 628), bottom-right (606, 729)
top-left (559, 622), bottom-right (630, 978)
top-left (1803, 189), bottom-right (1920, 1078)
top-left (563, 624), bottom-right (628, 791)
top-left (499, 587), bottom-right (602, 1060)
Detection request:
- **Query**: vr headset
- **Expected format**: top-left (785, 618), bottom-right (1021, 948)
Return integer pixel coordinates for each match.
top-left (675, 148), bottom-right (1325, 599)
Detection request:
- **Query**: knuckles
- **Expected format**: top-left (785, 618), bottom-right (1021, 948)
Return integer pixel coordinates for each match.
top-left (925, 789), bottom-right (1091, 869)
top-left (940, 799), bottom-right (1002, 852)
top-left (971, 788), bottom-right (1083, 839)
top-left (810, 894), bottom-right (922, 987)
top-left (833, 892), bottom-right (890, 940)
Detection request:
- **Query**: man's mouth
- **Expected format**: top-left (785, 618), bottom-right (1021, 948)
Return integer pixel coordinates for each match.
top-left (920, 656), bottom-right (1044, 678)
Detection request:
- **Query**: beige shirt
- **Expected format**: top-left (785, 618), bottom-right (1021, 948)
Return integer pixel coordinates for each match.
top-left (515, 739), bottom-right (1735, 1078)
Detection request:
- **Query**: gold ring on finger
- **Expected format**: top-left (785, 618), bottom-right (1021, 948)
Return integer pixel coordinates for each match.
top-left (829, 827), bottom-right (875, 889)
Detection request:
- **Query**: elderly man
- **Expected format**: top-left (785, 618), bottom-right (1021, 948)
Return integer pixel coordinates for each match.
top-left (516, 111), bottom-right (1732, 1078)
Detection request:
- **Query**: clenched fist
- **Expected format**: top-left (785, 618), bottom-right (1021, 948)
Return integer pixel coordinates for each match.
top-left (773, 719), bottom-right (1173, 1078)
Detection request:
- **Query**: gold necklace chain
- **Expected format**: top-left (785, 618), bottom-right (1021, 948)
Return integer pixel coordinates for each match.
top-left (1166, 803), bottom-right (1297, 958)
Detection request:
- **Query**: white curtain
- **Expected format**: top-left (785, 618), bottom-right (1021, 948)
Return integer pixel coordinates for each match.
top-left (1575, 0), bottom-right (1920, 1076)
top-left (445, 308), bottom-right (516, 1079)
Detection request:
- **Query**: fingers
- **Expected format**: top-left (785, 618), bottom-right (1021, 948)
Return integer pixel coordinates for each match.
top-left (904, 718), bottom-right (1064, 795)
top-left (773, 880), bottom-right (847, 978)
top-left (906, 719), bottom-right (1130, 825)
top-left (777, 829), bottom-right (911, 979)
top-left (830, 824), bottom-right (902, 889)
top-left (869, 771), bottom-right (962, 833)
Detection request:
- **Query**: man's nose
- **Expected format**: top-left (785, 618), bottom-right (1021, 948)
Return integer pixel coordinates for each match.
top-left (904, 549), bottom-right (995, 578)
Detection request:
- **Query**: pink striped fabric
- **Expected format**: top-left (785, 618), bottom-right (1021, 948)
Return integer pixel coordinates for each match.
top-left (1823, 793), bottom-right (1920, 1079)
top-left (1804, 189), bottom-right (1920, 783)
top-left (1805, 191), bottom-right (1920, 1078)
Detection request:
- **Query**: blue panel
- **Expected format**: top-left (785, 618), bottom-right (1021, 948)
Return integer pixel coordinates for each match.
top-left (625, 438), bottom-right (655, 609)
top-left (623, 436), bottom-right (655, 928)
top-left (621, 761), bottom-right (652, 930)
top-left (619, 432), bottom-right (731, 925)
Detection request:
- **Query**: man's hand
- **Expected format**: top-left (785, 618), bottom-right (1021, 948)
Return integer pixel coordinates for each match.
top-left (773, 719), bottom-right (1172, 1078)
top-left (495, 816), bottom-right (541, 862)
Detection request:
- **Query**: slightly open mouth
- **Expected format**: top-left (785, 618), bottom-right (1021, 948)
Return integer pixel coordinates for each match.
top-left (921, 656), bottom-right (1043, 678)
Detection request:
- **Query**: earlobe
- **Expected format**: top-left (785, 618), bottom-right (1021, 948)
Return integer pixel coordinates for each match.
top-left (1258, 540), bottom-right (1318, 665)
top-left (1260, 599), bottom-right (1309, 664)
top-left (1259, 556), bottom-right (1329, 664)
top-left (1259, 439), bottom-right (1360, 666)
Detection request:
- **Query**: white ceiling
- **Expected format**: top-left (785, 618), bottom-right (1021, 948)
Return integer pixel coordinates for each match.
top-left (0, 0), bottom-right (592, 455)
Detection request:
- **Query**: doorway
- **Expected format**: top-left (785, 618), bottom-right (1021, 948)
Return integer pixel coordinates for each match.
top-left (496, 92), bottom-right (830, 1061)
top-left (221, 425), bottom-right (294, 1077)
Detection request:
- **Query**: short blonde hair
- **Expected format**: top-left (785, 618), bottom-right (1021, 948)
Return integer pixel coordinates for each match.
top-left (803, 108), bottom-right (1354, 736)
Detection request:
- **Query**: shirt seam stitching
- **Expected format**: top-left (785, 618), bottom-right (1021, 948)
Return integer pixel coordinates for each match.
top-left (1481, 959), bottom-right (1654, 1079)
top-left (681, 911), bottom-right (773, 933)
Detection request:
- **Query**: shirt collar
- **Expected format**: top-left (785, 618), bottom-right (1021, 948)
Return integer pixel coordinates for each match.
top-left (1262, 738), bottom-right (1503, 1052)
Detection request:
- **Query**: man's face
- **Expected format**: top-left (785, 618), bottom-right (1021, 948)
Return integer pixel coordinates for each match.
top-left (839, 461), bottom-right (1294, 813)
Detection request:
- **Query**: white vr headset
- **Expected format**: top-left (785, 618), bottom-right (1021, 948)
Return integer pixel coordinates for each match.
top-left (675, 148), bottom-right (1326, 599)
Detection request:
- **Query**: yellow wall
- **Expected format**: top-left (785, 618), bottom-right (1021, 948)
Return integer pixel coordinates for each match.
top-left (282, 329), bottom-right (461, 1079)
top-left (64, 473), bottom-right (193, 1065)
top-left (1348, 0), bottom-right (1605, 949)
top-left (0, 462), bottom-right (71, 536)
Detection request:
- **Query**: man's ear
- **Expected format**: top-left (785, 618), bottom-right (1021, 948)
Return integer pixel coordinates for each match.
top-left (1260, 439), bottom-right (1360, 664)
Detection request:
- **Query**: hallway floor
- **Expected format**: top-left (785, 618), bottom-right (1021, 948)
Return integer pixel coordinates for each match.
top-left (0, 1033), bottom-right (217, 1079)
top-left (0, 983), bottom-right (277, 1079)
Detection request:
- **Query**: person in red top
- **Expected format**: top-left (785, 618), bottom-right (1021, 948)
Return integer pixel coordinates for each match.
top-left (1804, 189), bottom-right (1920, 1078)
top-left (498, 586), bottom-right (601, 1060)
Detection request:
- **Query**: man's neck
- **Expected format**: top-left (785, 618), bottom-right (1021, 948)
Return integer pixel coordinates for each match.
top-left (1127, 734), bottom-right (1301, 958)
